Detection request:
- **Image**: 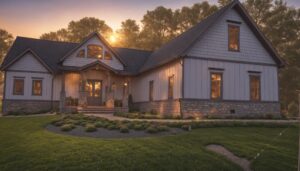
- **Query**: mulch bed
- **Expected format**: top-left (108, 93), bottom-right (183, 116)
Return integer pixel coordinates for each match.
top-left (46, 124), bottom-right (185, 139)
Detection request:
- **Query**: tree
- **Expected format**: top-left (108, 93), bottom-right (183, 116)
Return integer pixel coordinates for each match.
top-left (218, 0), bottom-right (233, 7)
top-left (139, 6), bottom-right (177, 50)
top-left (40, 29), bottom-right (69, 42)
top-left (67, 17), bottom-right (112, 42)
top-left (115, 19), bottom-right (140, 48)
top-left (175, 2), bottom-right (218, 33)
top-left (40, 17), bottom-right (112, 43)
top-left (0, 29), bottom-right (13, 63)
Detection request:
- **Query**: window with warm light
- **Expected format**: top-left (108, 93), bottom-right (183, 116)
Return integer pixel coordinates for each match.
top-left (76, 49), bottom-right (85, 58)
top-left (32, 79), bottom-right (42, 96)
top-left (168, 75), bottom-right (174, 99)
top-left (149, 80), bottom-right (154, 101)
top-left (250, 75), bottom-right (260, 101)
top-left (228, 25), bottom-right (240, 51)
top-left (104, 51), bottom-right (112, 60)
top-left (87, 45), bottom-right (103, 58)
top-left (13, 78), bottom-right (24, 95)
top-left (211, 73), bottom-right (222, 100)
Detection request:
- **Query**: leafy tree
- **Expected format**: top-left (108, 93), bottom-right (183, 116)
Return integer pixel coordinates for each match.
top-left (0, 29), bottom-right (13, 63)
top-left (67, 17), bottom-right (112, 42)
top-left (40, 17), bottom-right (112, 43)
top-left (115, 19), bottom-right (140, 48)
top-left (218, 0), bottom-right (233, 7)
top-left (139, 6), bottom-right (177, 50)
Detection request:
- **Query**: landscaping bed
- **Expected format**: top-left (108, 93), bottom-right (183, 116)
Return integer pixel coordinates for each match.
top-left (48, 114), bottom-right (185, 138)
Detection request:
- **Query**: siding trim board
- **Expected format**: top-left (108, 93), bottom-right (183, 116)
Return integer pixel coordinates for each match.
top-left (7, 70), bottom-right (50, 74)
top-left (186, 56), bottom-right (277, 66)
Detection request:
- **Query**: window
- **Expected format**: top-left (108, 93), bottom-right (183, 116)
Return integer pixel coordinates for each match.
top-left (76, 49), bottom-right (85, 58)
top-left (149, 80), bottom-right (154, 101)
top-left (228, 25), bottom-right (240, 51)
top-left (87, 45), bottom-right (103, 58)
top-left (104, 51), bottom-right (112, 60)
top-left (211, 73), bottom-right (222, 100)
top-left (250, 75), bottom-right (260, 101)
top-left (168, 75), bottom-right (174, 99)
top-left (13, 78), bottom-right (24, 95)
top-left (32, 79), bottom-right (42, 96)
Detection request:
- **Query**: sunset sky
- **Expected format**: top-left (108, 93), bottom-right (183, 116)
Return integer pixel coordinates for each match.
top-left (1, 0), bottom-right (299, 38)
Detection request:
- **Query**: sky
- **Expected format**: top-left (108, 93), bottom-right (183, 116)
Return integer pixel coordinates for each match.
top-left (1, 0), bottom-right (299, 38)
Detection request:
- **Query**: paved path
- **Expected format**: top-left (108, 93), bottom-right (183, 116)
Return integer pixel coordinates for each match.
top-left (85, 114), bottom-right (298, 123)
top-left (206, 144), bottom-right (252, 171)
top-left (0, 113), bottom-right (56, 117)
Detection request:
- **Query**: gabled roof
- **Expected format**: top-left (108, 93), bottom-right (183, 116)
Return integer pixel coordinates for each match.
top-left (0, 0), bottom-right (283, 76)
top-left (1, 37), bottom-right (77, 73)
top-left (59, 32), bottom-right (127, 66)
top-left (139, 0), bottom-right (284, 72)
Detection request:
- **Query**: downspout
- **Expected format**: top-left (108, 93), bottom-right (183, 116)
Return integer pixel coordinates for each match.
top-left (180, 56), bottom-right (185, 118)
top-left (2, 71), bottom-right (6, 114)
top-left (51, 74), bottom-right (54, 112)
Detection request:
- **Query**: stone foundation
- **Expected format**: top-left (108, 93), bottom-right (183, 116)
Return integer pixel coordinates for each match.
top-left (180, 99), bottom-right (281, 119)
top-left (133, 99), bottom-right (181, 117)
top-left (3, 100), bottom-right (59, 115)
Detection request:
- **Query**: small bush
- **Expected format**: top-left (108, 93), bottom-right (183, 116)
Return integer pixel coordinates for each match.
top-left (95, 121), bottom-right (104, 128)
top-left (181, 124), bottom-right (192, 131)
top-left (146, 126), bottom-right (159, 133)
top-left (120, 125), bottom-right (129, 133)
top-left (157, 125), bottom-right (169, 132)
top-left (85, 124), bottom-right (97, 132)
top-left (53, 120), bottom-right (64, 127)
top-left (133, 124), bottom-right (144, 130)
top-left (61, 124), bottom-right (75, 132)
top-left (150, 109), bottom-right (158, 115)
top-left (107, 124), bottom-right (117, 130)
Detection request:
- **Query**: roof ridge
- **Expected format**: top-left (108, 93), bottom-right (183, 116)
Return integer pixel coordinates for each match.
top-left (16, 36), bottom-right (78, 44)
top-left (113, 47), bottom-right (153, 52)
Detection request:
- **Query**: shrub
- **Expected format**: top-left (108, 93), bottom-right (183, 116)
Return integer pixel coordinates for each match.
top-left (120, 125), bottom-right (129, 133)
top-left (61, 124), bottom-right (75, 131)
top-left (133, 124), bottom-right (144, 130)
top-left (150, 109), bottom-right (158, 115)
top-left (181, 124), bottom-right (192, 131)
top-left (157, 125), bottom-right (169, 132)
top-left (107, 124), bottom-right (117, 130)
top-left (95, 121), bottom-right (104, 128)
top-left (85, 124), bottom-right (97, 132)
top-left (146, 126), bottom-right (159, 133)
top-left (288, 102), bottom-right (299, 117)
top-left (53, 120), bottom-right (64, 127)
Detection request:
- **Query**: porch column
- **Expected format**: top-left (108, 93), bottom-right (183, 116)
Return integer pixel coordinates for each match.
top-left (122, 78), bottom-right (129, 108)
top-left (78, 71), bottom-right (88, 107)
top-left (106, 71), bottom-right (114, 108)
top-left (59, 72), bottom-right (66, 113)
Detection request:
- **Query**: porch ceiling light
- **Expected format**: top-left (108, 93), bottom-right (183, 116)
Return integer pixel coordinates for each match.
top-left (124, 82), bottom-right (128, 87)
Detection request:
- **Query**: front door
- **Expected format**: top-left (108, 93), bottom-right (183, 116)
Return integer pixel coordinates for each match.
top-left (86, 80), bottom-right (102, 106)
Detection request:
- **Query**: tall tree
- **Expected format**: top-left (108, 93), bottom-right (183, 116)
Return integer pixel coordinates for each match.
top-left (67, 17), bottom-right (112, 42)
top-left (40, 17), bottom-right (112, 43)
top-left (0, 29), bottom-right (13, 63)
top-left (139, 6), bottom-right (177, 50)
top-left (175, 2), bottom-right (218, 33)
top-left (40, 29), bottom-right (69, 42)
top-left (218, 0), bottom-right (233, 7)
top-left (115, 19), bottom-right (140, 48)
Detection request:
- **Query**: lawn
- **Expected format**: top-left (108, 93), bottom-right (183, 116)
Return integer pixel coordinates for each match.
top-left (0, 116), bottom-right (298, 171)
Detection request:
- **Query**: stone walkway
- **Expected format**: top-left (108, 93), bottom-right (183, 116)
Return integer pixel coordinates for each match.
top-left (206, 144), bottom-right (252, 171)
top-left (85, 114), bottom-right (298, 123)
top-left (0, 113), bottom-right (56, 117)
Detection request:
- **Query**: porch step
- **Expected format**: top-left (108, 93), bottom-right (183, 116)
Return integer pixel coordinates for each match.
top-left (78, 106), bottom-right (115, 114)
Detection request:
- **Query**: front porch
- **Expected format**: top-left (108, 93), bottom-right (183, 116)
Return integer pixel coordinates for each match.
top-left (59, 62), bottom-right (130, 114)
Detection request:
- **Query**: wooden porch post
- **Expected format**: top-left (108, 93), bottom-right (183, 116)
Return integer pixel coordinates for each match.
top-left (106, 71), bottom-right (114, 108)
top-left (59, 72), bottom-right (66, 113)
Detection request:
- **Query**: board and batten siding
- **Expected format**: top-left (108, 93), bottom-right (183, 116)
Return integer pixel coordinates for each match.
top-left (5, 52), bottom-right (53, 100)
top-left (131, 61), bottom-right (182, 102)
top-left (63, 36), bottom-right (124, 70)
top-left (184, 58), bottom-right (278, 102)
top-left (187, 8), bottom-right (276, 65)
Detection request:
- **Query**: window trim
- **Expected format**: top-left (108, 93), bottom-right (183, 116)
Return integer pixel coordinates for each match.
top-left (168, 75), bottom-right (174, 100)
top-left (149, 80), bottom-right (154, 101)
top-left (228, 24), bottom-right (240, 52)
top-left (87, 44), bottom-right (103, 59)
top-left (249, 74), bottom-right (261, 101)
top-left (13, 77), bottom-right (25, 95)
top-left (210, 72), bottom-right (223, 100)
top-left (32, 79), bottom-right (43, 96)
top-left (104, 51), bottom-right (112, 60)
top-left (76, 49), bottom-right (85, 58)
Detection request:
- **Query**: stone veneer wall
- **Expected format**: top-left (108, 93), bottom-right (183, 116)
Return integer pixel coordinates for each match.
top-left (3, 100), bottom-right (59, 115)
top-left (133, 99), bottom-right (181, 117)
top-left (180, 99), bottom-right (281, 118)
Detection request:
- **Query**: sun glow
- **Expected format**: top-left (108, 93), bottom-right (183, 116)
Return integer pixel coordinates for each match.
top-left (109, 34), bottom-right (117, 44)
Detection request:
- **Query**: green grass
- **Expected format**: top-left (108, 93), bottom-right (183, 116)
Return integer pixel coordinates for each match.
top-left (0, 116), bottom-right (298, 171)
